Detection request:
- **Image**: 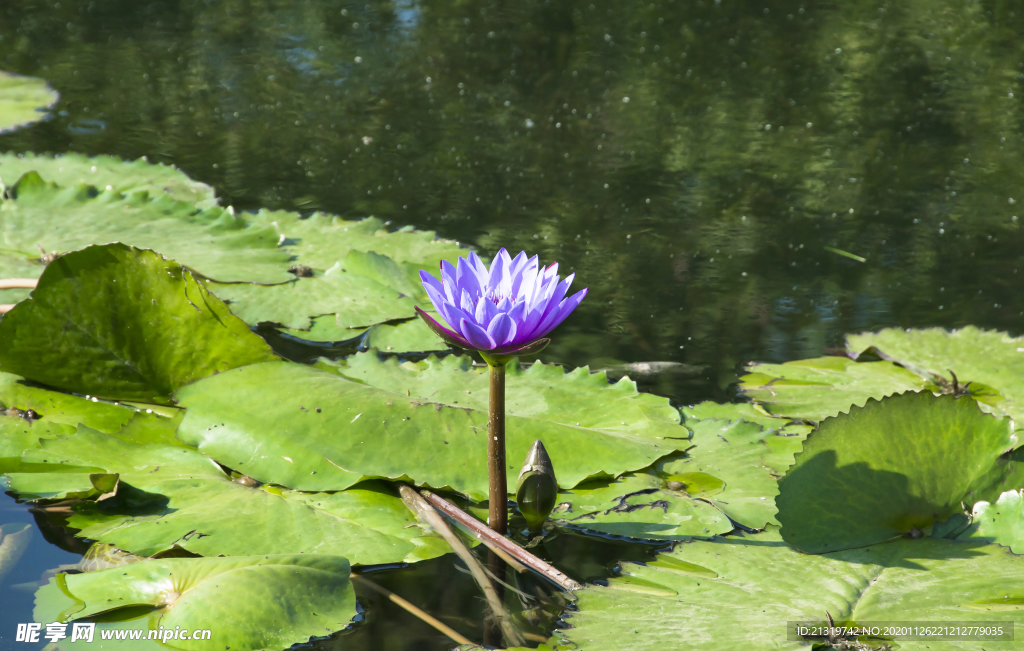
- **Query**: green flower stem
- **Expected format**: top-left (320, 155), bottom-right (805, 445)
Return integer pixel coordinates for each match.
top-left (487, 359), bottom-right (508, 535)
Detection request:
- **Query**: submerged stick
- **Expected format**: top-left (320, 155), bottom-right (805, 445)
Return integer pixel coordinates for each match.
top-left (399, 484), bottom-right (525, 647)
top-left (350, 573), bottom-right (473, 646)
top-left (487, 360), bottom-right (508, 534)
top-left (0, 278), bottom-right (37, 290)
top-left (421, 489), bottom-right (583, 592)
top-left (0, 305), bottom-right (14, 314)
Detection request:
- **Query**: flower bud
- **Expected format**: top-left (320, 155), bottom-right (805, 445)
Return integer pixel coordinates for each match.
top-left (516, 440), bottom-right (558, 533)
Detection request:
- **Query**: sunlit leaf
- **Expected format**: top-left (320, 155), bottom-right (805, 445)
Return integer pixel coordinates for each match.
top-left (777, 392), bottom-right (1018, 553)
top-left (176, 355), bottom-right (690, 501)
top-left (848, 326), bottom-right (1024, 442)
top-left (740, 355), bottom-right (934, 421)
top-left (0, 152), bottom-right (216, 206)
top-left (557, 529), bottom-right (1024, 650)
top-left (11, 427), bottom-right (450, 565)
top-left (0, 71), bottom-right (57, 134)
top-left (33, 554), bottom-right (356, 651)
top-left (959, 489), bottom-right (1024, 554)
top-left (0, 172), bottom-right (292, 283)
top-left (0, 244), bottom-right (277, 403)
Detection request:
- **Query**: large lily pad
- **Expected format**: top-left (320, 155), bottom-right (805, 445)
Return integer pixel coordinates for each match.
top-left (551, 470), bottom-right (733, 541)
top-left (34, 554), bottom-right (356, 651)
top-left (849, 327), bottom-right (1024, 440)
top-left (0, 172), bottom-right (292, 284)
top-left (777, 392), bottom-right (1018, 553)
top-left (176, 355), bottom-right (690, 501)
top-left (7, 427), bottom-right (449, 565)
top-left (0, 244), bottom-right (277, 403)
top-left (209, 250), bottom-right (424, 329)
top-left (0, 152), bottom-right (216, 207)
top-left (959, 489), bottom-right (1024, 554)
top-left (0, 71), bottom-right (57, 134)
top-left (281, 315), bottom-right (448, 353)
top-left (251, 209), bottom-right (465, 270)
top-left (740, 355), bottom-right (934, 421)
top-left (667, 418), bottom-right (781, 529)
top-left (559, 529), bottom-right (1024, 650)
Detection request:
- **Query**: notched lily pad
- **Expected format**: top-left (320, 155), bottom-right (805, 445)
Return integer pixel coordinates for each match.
top-left (0, 244), bottom-right (278, 403)
top-left (9, 427), bottom-right (450, 566)
top-left (777, 392), bottom-right (1019, 553)
top-left (558, 529), bottom-right (1024, 651)
top-left (958, 489), bottom-right (1024, 554)
top-left (33, 554), bottom-right (357, 651)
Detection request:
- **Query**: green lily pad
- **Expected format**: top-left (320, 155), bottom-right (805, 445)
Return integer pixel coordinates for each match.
top-left (551, 471), bottom-right (733, 541)
top-left (777, 392), bottom-right (1018, 553)
top-left (281, 316), bottom-right (448, 353)
top-left (0, 152), bottom-right (216, 207)
top-left (0, 251), bottom-right (42, 305)
top-left (665, 418), bottom-right (781, 530)
top-left (959, 489), bottom-right (1024, 554)
top-left (176, 355), bottom-right (691, 501)
top-left (848, 327), bottom-right (1024, 440)
top-left (1, 172), bottom-right (292, 284)
top-left (740, 355), bottom-right (934, 421)
top-left (0, 71), bottom-right (57, 134)
top-left (251, 208), bottom-right (465, 270)
top-left (558, 529), bottom-right (1024, 650)
top-left (0, 244), bottom-right (277, 403)
top-left (6, 472), bottom-right (118, 501)
top-left (0, 413), bottom-right (73, 473)
top-left (680, 401), bottom-right (813, 475)
top-left (33, 554), bottom-right (356, 651)
top-left (0, 523), bottom-right (33, 584)
top-left (0, 372), bottom-right (140, 433)
top-left (9, 427), bottom-right (450, 565)
top-left (209, 253), bottom-right (422, 330)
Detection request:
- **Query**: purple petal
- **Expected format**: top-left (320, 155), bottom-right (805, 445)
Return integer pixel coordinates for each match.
top-left (422, 282), bottom-right (453, 322)
top-left (532, 288), bottom-right (588, 338)
top-left (456, 256), bottom-right (483, 298)
top-left (487, 248), bottom-right (511, 293)
top-left (486, 313), bottom-right (517, 347)
top-left (474, 294), bottom-right (498, 325)
top-left (460, 289), bottom-right (476, 317)
top-left (467, 251), bottom-right (489, 284)
top-left (460, 317), bottom-right (496, 349)
top-left (416, 307), bottom-right (472, 348)
top-left (512, 255), bottom-right (539, 300)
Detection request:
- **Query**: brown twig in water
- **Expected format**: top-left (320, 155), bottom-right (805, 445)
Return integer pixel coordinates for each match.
top-left (350, 573), bottom-right (473, 646)
top-left (399, 484), bottom-right (525, 647)
top-left (421, 489), bottom-right (582, 592)
top-left (0, 278), bottom-right (37, 290)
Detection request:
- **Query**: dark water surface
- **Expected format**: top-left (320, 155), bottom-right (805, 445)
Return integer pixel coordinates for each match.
top-left (2, 0), bottom-right (1024, 648)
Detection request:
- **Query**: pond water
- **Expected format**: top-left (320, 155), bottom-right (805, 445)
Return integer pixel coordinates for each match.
top-left (1, 0), bottom-right (1023, 648)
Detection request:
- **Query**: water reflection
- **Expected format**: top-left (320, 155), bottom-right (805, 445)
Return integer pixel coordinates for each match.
top-left (4, 0), bottom-right (1024, 405)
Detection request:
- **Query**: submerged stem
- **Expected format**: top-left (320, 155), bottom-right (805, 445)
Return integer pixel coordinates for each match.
top-left (487, 360), bottom-right (508, 535)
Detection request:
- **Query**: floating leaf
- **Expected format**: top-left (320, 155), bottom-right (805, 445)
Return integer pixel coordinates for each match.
top-left (209, 255), bottom-right (421, 329)
top-left (552, 471), bottom-right (732, 540)
top-left (0, 251), bottom-right (42, 305)
top-left (777, 392), bottom-right (1018, 553)
top-left (10, 427), bottom-right (449, 565)
top-left (0, 172), bottom-right (292, 283)
top-left (740, 355), bottom-right (934, 421)
top-left (0, 152), bottom-right (216, 206)
top-left (959, 489), bottom-right (1024, 554)
top-left (0, 71), bottom-right (57, 134)
top-left (667, 418), bottom-right (781, 529)
top-left (281, 316), bottom-right (448, 354)
top-left (0, 523), bottom-right (32, 584)
top-left (251, 209), bottom-right (465, 270)
top-left (849, 327), bottom-right (1024, 439)
top-left (558, 529), bottom-right (1024, 650)
top-left (0, 244), bottom-right (277, 403)
top-left (176, 355), bottom-right (690, 501)
top-left (33, 554), bottom-right (356, 651)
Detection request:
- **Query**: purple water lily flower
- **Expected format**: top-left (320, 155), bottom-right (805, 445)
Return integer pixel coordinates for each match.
top-left (417, 248), bottom-right (588, 354)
